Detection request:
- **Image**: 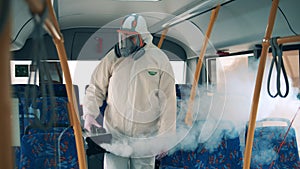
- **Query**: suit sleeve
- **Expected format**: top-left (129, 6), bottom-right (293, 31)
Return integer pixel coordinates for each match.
top-left (83, 51), bottom-right (114, 120)
top-left (158, 62), bottom-right (177, 135)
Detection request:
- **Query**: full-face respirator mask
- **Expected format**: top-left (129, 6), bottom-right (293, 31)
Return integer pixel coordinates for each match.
top-left (114, 14), bottom-right (145, 60)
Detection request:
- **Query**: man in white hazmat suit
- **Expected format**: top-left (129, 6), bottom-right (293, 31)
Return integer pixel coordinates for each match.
top-left (83, 13), bottom-right (176, 169)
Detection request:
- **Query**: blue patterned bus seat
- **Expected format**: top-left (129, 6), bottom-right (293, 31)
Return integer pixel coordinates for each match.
top-left (250, 124), bottom-right (300, 169)
top-left (35, 97), bottom-right (70, 125)
top-left (159, 136), bottom-right (243, 169)
top-left (159, 120), bottom-right (243, 169)
top-left (19, 127), bottom-right (79, 169)
top-left (11, 84), bottom-right (40, 169)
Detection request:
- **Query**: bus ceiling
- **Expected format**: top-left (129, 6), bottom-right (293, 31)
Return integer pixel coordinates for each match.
top-left (10, 0), bottom-right (300, 60)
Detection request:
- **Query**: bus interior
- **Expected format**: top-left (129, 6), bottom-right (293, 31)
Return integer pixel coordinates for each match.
top-left (1, 0), bottom-right (300, 168)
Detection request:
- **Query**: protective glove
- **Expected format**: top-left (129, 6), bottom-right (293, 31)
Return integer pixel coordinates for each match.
top-left (84, 114), bottom-right (102, 132)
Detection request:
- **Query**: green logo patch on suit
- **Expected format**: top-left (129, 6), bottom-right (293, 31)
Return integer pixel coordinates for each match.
top-left (148, 71), bottom-right (157, 76)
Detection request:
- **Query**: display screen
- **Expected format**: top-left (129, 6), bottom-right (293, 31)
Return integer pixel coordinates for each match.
top-left (15, 65), bottom-right (29, 77)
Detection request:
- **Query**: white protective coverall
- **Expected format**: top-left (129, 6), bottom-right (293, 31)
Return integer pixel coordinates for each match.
top-left (83, 14), bottom-right (176, 169)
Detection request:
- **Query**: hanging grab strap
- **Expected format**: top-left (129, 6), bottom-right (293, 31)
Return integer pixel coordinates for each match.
top-left (24, 5), bottom-right (58, 131)
top-left (267, 37), bottom-right (289, 98)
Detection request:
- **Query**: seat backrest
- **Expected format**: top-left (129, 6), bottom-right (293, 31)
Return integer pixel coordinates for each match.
top-left (40, 84), bottom-right (68, 97)
top-left (160, 137), bottom-right (243, 169)
top-left (18, 97), bottom-right (40, 137)
top-left (159, 120), bottom-right (243, 169)
top-left (41, 83), bottom-right (82, 118)
top-left (12, 84), bottom-right (40, 135)
top-left (18, 97), bottom-right (70, 137)
top-left (40, 84), bottom-right (80, 100)
top-left (11, 84), bottom-right (40, 98)
top-left (250, 119), bottom-right (300, 169)
top-left (174, 84), bottom-right (192, 123)
top-left (19, 127), bottom-right (79, 169)
top-left (11, 84), bottom-right (40, 169)
top-left (36, 97), bottom-right (70, 125)
top-left (12, 84), bottom-right (41, 132)
top-left (175, 84), bottom-right (192, 100)
top-left (73, 84), bottom-right (80, 103)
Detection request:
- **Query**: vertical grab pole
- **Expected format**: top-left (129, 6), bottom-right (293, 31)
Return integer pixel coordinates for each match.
top-left (52, 38), bottom-right (87, 169)
top-left (45, 0), bottom-right (80, 115)
top-left (0, 9), bottom-right (13, 169)
top-left (44, 1), bottom-right (87, 168)
top-left (184, 5), bottom-right (220, 126)
top-left (243, 0), bottom-right (279, 168)
top-left (157, 28), bottom-right (169, 49)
